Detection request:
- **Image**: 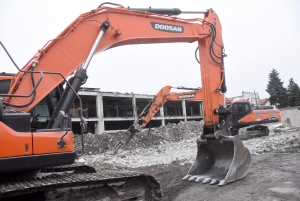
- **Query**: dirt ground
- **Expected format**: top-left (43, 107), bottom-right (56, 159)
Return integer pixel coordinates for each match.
top-left (7, 122), bottom-right (299, 201)
top-left (133, 153), bottom-right (300, 201)
top-left (72, 153), bottom-right (300, 201)
top-left (72, 121), bottom-right (300, 201)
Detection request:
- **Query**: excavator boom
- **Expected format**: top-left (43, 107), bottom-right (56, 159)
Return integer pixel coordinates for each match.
top-left (6, 6), bottom-right (214, 113)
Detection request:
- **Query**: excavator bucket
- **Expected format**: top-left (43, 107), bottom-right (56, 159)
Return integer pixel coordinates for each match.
top-left (183, 136), bottom-right (251, 186)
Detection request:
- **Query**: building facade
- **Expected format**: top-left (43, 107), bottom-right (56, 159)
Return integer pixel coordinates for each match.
top-left (229, 91), bottom-right (260, 106)
top-left (70, 89), bottom-right (204, 134)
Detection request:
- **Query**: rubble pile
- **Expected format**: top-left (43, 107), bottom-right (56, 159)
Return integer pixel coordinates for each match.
top-left (74, 121), bottom-right (202, 155)
top-left (244, 125), bottom-right (300, 155)
top-left (75, 122), bottom-right (300, 169)
top-left (78, 139), bottom-right (197, 169)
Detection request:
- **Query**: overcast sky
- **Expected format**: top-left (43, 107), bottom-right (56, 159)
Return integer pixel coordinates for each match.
top-left (0, 0), bottom-right (299, 99)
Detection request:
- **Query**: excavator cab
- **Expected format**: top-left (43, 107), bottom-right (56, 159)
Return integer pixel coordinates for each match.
top-left (230, 100), bottom-right (252, 125)
top-left (229, 99), bottom-right (279, 136)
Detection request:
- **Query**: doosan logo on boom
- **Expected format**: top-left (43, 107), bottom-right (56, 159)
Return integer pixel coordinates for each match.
top-left (178, 94), bottom-right (196, 99)
top-left (151, 22), bottom-right (184, 33)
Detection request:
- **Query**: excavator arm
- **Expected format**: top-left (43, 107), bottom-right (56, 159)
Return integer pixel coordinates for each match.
top-left (138, 85), bottom-right (204, 127)
top-left (138, 85), bottom-right (232, 128)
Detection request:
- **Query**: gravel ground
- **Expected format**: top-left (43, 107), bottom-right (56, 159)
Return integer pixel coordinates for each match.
top-left (72, 121), bottom-right (300, 201)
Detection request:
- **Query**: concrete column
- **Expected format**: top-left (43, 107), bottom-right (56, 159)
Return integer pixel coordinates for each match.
top-left (160, 106), bottom-right (165, 126)
top-left (200, 101), bottom-right (204, 116)
top-left (96, 92), bottom-right (105, 134)
top-left (132, 94), bottom-right (138, 122)
top-left (182, 100), bottom-right (187, 122)
top-left (199, 102), bottom-right (202, 116)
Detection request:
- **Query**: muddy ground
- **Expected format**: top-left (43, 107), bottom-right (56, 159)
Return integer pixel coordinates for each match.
top-left (71, 121), bottom-right (300, 201)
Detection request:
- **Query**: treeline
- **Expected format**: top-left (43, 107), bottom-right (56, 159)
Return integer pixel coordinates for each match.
top-left (266, 69), bottom-right (300, 108)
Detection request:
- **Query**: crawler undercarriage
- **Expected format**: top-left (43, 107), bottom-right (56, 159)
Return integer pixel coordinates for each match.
top-left (0, 164), bottom-right (162, 201)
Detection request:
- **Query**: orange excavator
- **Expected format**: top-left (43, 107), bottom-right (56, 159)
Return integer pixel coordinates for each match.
top-left (0, 2), bottom-right (256, 199)
top-left (124, 85), bottom-right (280, 137)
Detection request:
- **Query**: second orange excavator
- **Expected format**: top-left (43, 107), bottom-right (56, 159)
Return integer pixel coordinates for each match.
top-left (126, 85), bottom-right (281, 137)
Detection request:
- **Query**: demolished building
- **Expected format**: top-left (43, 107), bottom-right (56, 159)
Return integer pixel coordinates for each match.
top-left (29, 87), bottom-right (204, 134)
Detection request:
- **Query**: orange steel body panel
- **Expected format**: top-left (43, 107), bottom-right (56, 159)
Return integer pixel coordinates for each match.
top-left (141, 85), bottom-right (173, 127)
top-left (239, 109), bottom-right (282, 123)
top-left (0, 121), bottom-right (74, 157)
top-left (6, 7), bottom-right (223, 130)
top-left (0, 76), bottom-right (13, 81)
top-left (0, 122), bottom-right (32, 158)
top-left (32, 131), bottom-right (74, 155)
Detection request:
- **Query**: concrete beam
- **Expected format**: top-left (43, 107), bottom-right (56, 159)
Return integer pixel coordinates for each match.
top-left (104, 117), bottom-right (136, 121)
top-left (182, 100), bottom-right (187, 122)
top-left (78, 91), bottom-right (98, 96)
top-left (71, 118), bottom-right (99, 122)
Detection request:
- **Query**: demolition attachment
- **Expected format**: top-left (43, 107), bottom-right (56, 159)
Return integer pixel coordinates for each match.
top-left (113, 123), bottom-right (142, 155)
top-left (183, 136), bottom-right (251, 186)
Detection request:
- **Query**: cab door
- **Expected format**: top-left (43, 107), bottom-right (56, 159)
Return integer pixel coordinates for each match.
top-left (231, 102), bottom-right (251, 124)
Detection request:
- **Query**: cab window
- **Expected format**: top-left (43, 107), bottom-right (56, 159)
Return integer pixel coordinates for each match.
top-left (244, 104), bottom-right (250, 114)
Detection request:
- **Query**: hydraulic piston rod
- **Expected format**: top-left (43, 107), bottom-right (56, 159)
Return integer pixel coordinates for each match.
top-left (83, 21), bottom-right (110, 70)
top-left (51, 21), bottom-right (110, 129)
top-left (127, 7), bottom-right (208, 16)
top-left (181, 10), bottom-right (208, 14)
top-left (223, 93), bottom-right (227, 108)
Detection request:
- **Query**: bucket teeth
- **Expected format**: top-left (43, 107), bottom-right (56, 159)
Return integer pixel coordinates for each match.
top-left (218, 180), bottom-right (226, 186)
top-left (183, 175), bottom-right (205, 182)
top-left (182, 175), bottom-right (191, 180)
top-left (202, 178), bottom-right (212, 184)
top-left (183, 175), bottom-right (219, 184)
top-left (210, 179), bottom-right (219, 185)
top-left (195, 176), bottom-right (204, 182)
top-left (188, 176), bottom-right (197, 181)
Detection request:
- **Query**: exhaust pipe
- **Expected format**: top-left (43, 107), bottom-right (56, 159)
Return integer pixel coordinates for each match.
top-left (183, 136), bottom-right (251, 186)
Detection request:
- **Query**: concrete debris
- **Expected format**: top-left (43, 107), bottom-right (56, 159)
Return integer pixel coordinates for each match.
top-left (74, 121), bottom-right (300, 168)
top-left (244, 125), bottom-right (300, 154)
top-left (74, 121), bottom-right (201, 155)
top-left (77, 158), bottom-right (85, 163)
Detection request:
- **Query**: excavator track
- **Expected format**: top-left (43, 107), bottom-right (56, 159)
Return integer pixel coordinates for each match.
top-left (0, 166), bottom-right (162, 200)
top-left (41, 164), bottom-right (97, 173)
top-left (238, 125), bottom-right (269, 140)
